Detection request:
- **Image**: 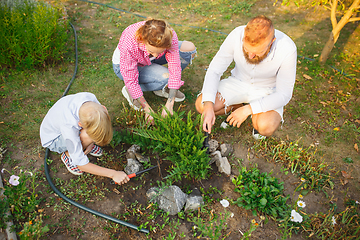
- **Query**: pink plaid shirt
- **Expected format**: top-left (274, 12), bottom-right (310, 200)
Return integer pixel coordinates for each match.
top-left (116, 21), bottom-right (183, 99)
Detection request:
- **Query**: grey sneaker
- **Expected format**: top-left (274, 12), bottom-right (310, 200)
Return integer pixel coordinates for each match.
top-left (122, 86), bottom-right (141, 111)
top-left (252, 128), bottom-right (266, 140)
top-left (153, 86), bottom-right (185, 102)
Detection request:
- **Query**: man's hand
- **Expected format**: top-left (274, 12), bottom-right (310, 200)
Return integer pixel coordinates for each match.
top-left (112, 171), bottom-right (130, 185)
top-left (202, 102), bottom-right (216, 133)
top-left (226, 105), bottom-right (252, 128)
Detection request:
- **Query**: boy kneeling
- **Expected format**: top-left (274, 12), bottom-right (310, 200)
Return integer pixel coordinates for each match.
top-left (40, 92), bottom-right (129, 185)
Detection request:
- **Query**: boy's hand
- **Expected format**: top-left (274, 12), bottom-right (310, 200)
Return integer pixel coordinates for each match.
top-left (84, 142), bottom-right (95, 155)
top-left (112, 171), bottom-right (130, 185)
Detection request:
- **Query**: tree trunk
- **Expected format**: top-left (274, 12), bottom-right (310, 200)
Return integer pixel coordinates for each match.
top-left (319, 32), bottom-right (336, 64)
top-left (319, 0), bottom-right (360, 64)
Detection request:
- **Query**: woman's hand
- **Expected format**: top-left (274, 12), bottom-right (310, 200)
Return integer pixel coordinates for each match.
top-left (137, 96), bottom-right (155, 125)
top-left (162, 89), bottom-right (177, 117)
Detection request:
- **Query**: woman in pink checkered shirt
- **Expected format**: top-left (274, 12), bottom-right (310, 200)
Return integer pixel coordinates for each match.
top-left (112, 19), bottom-right (196, 124)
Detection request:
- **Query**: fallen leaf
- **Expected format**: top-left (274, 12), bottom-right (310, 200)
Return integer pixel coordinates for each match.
top-left (355, 143), bottom-right (359, 152)
top-left (303, 74), bottom-right (312, 80)
top-left (355, 119), bottom-right (360, 124)
top-left (320, 101), bottom-right (327, 107)
top-left (340, 179), bottom-right (348, 185)
top-left (341, 171), bottom-right (353, 179)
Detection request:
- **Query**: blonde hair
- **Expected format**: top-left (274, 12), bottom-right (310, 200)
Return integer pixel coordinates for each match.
top-left (244, 15), bottom-right (274, 46)
top-left (135, 19), bottom-right (173, 48)
top-left (79, 102), bottom-right (113, 146)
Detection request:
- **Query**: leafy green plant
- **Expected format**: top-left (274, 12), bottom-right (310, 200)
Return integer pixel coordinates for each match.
top-left (342, 157), bottom-right (353, 163)
top-left (232, 165), bottom-right (290, 219)
top-left (113, 110), bottom-right (211, 182)
top-left (0, 0), bottom-right (69, 69)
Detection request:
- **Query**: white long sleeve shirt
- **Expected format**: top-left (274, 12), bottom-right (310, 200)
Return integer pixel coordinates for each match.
top-left (40, 92), bottom-right (100, 166)
top-left (201, 26), bottom-right (297, 114)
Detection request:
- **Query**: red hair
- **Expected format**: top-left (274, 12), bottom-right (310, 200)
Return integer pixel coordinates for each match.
top-left (244, 15), bottom-right (274, 46)
top-left (135, 19), bottom-right (173, 48)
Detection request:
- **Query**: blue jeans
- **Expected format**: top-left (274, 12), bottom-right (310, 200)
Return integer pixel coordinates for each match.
top-left (113, 41), bottom-right (196, 92)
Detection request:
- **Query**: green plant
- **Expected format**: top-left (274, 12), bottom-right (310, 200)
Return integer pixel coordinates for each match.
top-left (115, 110), bottom-right (211, 182)
top-left (301, 202), bottom-right (360, 239)
top-left (253, 139), bottom-right (334, 193)
top-left (0, 0), bottom-right (69, 69)
top-left (18, 215), bottom-right (50, 240)
top-left (232, 165), bottom-right (290, 219)
top-left (342, 157), bottom-right (353, 163)
top-left (190, 209), bottom-right (230, 239)
top-left (240, 219), bottom-right (261, 240)
top-left (0, 168), bottom-right (45, 234)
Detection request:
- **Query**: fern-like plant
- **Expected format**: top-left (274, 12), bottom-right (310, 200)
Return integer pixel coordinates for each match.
top-left (113, 110), bottom-right (211, 182)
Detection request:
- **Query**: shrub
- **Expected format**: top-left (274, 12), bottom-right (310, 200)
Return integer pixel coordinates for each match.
top-left (0, 0), bottom-right (69, 69)
top-left (232, 165), bottom-right (290, 220)
top-left (113, 110), bottom-right (211, 182)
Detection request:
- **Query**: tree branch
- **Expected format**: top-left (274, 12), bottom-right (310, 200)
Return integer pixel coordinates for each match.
top-left (330, 0), bottom-right (338, 30)
top-left (348, 17), bottom-right (360, 22)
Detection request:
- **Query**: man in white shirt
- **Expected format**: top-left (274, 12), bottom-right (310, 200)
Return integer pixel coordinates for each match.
top-left (195, 15), bottom-right (297, 139)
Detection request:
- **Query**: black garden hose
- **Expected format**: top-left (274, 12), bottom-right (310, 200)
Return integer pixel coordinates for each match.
top-left (43, 22), bottom-right (149, 234)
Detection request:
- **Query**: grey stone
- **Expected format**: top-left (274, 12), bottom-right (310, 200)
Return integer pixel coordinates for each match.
top-left (220, 143), bottom-right (234, 157)
top-left (146, 187), bottom-right (160, 202)
top-left (208, 139), bottom-right (219, 153)
top-left (126, 144), bottom-right (140, 159)
top-left (134, 152), bottom-right (150, 163)
top-left (124, 158), bottom-right (143, 175)
top-left (209, 150), bottom-right (222, 165)
top-left (184, 188), bottom-right (204, 212)
top-left (216, 157), bottom-right (231, 175)
top-left (147, 185), bottom-right (187, 215)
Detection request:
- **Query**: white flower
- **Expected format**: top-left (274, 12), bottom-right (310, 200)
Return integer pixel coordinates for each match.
top-left (9, 175), bottom-right (20, 186)
top-left (220, 121), bottom-right (229, 129)
top-left (290, 210), bottom-right (303, 223)
top-left (297, 200), bottom-right (306, 208)
top-left (332, 216), bottom-right (336, 225)
top-left (1, 168), bottom-right (5, 173)
top-left (356, 201), bottom-right (360, 205)
top-left (230, 212), bottom-right (234, 218)
top-left (220, 199), bottom-right (229, 208)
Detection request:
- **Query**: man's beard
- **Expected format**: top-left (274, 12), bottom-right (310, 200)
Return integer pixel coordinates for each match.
top-left (243, 45), bottom-right (271, 65)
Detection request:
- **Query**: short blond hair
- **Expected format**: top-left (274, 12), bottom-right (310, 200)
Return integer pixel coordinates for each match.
top-left (79, 102), bottom-right (113, 146)
top-left (244, 15), bottom-right (274, 46)
top-left (135, 19), bottom-right (173, 48)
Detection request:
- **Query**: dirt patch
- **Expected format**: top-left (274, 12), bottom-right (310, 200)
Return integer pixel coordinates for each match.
top-left (10, 138), bottom-right (337, 240)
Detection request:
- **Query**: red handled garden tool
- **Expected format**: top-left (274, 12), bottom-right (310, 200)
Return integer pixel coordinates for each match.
top-left (110, 165), bottom-right (158, 184)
